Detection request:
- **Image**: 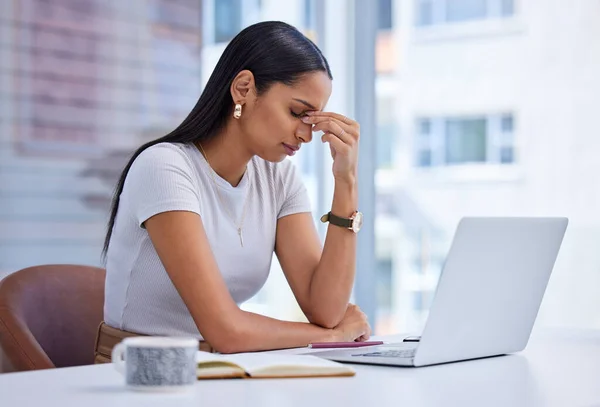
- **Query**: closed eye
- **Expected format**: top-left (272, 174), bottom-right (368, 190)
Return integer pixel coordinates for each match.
top-left (290, 110), bottom-right (307, 118)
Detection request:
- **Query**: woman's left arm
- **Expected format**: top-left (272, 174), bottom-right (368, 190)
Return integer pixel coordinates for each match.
top-left (275, 111), bottom-right (361, 329)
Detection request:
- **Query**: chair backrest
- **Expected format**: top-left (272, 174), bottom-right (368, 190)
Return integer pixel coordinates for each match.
top-left (0, 264), bottom-right (105, 371)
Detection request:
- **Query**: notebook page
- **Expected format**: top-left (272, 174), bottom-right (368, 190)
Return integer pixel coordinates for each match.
top-left (196, 351), bottom-right (227, 364)
top-left (219, 353), bottom-right (353, 374)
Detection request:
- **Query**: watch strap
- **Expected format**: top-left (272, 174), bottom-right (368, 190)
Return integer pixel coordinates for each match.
top-left (320, 212), bottom-right (353, 228)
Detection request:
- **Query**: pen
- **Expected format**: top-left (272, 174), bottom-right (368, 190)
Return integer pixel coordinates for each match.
top-left (308, 341), bottom-right (384, 349)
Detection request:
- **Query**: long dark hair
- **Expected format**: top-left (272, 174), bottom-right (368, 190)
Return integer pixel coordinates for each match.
top-left (102, 21), bottom-right (332, 258)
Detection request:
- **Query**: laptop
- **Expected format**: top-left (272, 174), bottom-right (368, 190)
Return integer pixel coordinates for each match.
top-left (315, 217), bottom-right (568, 367)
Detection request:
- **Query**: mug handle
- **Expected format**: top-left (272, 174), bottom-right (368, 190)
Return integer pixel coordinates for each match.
top-left (111, 343), bottom-right (126, 374)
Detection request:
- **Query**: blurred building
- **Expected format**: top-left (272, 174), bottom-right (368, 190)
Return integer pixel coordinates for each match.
top-left (377, 0), bottom-right (600, 333)
top-left (0, 0), bottom-right (203, 275)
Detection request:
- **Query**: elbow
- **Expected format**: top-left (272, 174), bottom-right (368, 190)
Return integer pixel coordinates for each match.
top-left (199, 313), bottom-right (251, 354)
top-left (209, 340), bottom-right (241, 355)
top-left (204, 333), bottom-right (247, 354)
top-left (304, 285), bottom-right (348, 329)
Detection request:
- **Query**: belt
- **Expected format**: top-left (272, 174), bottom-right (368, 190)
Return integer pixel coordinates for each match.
top-left (93, 321), bottom-right (214, 364)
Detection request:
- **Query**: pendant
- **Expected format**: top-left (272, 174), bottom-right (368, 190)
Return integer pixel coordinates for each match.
top-left (238, 228), bottom-right (244, 248)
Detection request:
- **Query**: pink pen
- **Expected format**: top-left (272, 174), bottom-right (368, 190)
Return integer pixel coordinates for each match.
top-left (308, 341), bottom-right (384, 349)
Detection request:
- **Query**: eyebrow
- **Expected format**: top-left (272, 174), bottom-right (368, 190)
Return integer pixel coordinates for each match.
top-left (292, 98), bottom-right (317, 111)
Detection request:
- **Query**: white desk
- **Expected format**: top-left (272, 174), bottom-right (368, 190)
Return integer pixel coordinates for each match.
top-left (1, 329), bottom-right (599, 407)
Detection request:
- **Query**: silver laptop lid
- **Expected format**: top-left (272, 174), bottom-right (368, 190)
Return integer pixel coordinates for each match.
top-left (414, 217), bottom-right (568, 367)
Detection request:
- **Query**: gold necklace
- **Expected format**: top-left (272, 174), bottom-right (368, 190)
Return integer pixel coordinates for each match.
top-left (195, 142), bottom-right (251, 248)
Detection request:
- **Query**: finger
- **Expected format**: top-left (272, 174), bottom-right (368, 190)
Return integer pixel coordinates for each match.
top-left (312, 120), bottom-right (354, 145)
top-left (321, 132), bottom-right (349, 153)
top-left (302, 115), bottom-right (358, 139)
top-left (307, 111), bottom-right (356, 127)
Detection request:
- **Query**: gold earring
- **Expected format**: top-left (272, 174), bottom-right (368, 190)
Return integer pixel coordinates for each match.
top-left (233, 103), bottom-right (242, 119)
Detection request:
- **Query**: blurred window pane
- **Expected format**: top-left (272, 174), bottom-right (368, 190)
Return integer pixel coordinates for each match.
top-left (419, 119), bottom-right (431, 136)
top-left (500, 146), bottom-right (514, 163)
top-left (416, 0), bottom-right (514, 26)
top-left (501, 0), bottom-right (514, 16)
top-left (417, 150), bottom-right (433, 167)
top-left (445, 118), bottom-right (487, 164)
top-left (304, 0), bottom-right (314, 30)
top-left (378, 0), bottom-right (393, 30)
top-left (446, 0), bottom-right (487, 22)
top-left (377, 123), bottom-right (396, 168)
top-left (376, 259), bottom-right (393, 310)
top-left (215, 0), bottom-right (242, 43)
top-left (501, 114), bottom-right (514, 133)
top-left (417, 0), bottom-right (434, 26)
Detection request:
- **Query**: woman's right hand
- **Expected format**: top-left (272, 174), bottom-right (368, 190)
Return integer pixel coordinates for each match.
top-left (332, 304), bottom-right (371, 342)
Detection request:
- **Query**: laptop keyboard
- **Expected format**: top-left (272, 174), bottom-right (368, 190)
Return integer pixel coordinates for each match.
top-left (353, 349), bottom-right (416, 359)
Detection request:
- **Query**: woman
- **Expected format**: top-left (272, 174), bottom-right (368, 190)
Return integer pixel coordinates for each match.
top-left (100, 21), bottom-right (371, 355)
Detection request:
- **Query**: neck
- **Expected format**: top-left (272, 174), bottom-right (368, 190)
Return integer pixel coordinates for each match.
top-left (197, 120), bottom-right (252, 187)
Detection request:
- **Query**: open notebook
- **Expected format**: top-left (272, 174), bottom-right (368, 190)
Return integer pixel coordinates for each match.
top-left (196, 351), bottom-right (356, 379)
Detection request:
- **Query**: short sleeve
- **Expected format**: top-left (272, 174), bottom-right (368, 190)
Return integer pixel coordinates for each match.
top-left (277, 160), bottom-right (312, 219)
top-left (123, 144), bottom-right (201, 227)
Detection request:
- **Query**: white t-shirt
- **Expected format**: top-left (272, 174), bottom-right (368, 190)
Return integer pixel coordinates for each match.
top-left (104, 142), bottom-right (312, 338)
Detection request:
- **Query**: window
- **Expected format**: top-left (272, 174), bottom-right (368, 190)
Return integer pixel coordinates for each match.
top-left (417, 0), bottom-right (434, 26)
top-left (416, 0), bottom-right (514, 26)
top-left (209, 0), bottom-right (262, 44)
top-left (376, 259), bottom-right (393, 310)
top-left (377, 96), bottom-right (397, 168)
top-left (498, 114), bottom-right (514, 163)
top-left (445, 118), bottom-right (487, 164)
top-left (378, 0), bottom-right (393, 30)
top-left (446, 0), bottom-right (487, 23)
top-left (501, 0), bottom-right (514, 16)
top-left (377, 123), bottom-right (397, 168)
top-left (415, 113), bottom-right (515, 167)
top-left (214, 0), bottom-right (242, 43)
top-left (411, 290), bottom-right (434, 312)
top-left (304, 0), bottom-right (315, 31)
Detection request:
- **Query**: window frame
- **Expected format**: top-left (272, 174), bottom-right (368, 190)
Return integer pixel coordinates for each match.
top-left (415, 113), bottom-right (516, 168)
top-left (203, 0), bottom-right (262, 45)
top-left (415, 0), bottom-right (515, 27)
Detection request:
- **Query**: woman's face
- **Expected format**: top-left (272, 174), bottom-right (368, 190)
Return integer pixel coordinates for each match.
top-left (239, 71), bottom-right (332, 162)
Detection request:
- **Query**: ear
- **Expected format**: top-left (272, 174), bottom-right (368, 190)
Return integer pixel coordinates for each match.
top-left (230, 70), bottom-right (256, 105)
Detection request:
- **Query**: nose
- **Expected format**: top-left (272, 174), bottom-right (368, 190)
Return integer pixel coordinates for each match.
top-left (296, 123), bottom-right (313, 144)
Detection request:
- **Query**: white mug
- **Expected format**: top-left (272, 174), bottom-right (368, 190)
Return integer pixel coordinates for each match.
top-left (111, 336), bottom-right (198, 391)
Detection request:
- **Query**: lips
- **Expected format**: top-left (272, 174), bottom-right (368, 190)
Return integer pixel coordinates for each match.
top-left (282, 143), bottom-right (300, 156)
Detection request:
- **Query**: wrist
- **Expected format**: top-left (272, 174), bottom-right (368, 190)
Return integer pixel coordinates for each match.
top-left (333, 174), bottom-right (357, 187)
top-left (317, 328), bottom-right (340, 343)
top-left (332, 179), bottom-right (358, 218)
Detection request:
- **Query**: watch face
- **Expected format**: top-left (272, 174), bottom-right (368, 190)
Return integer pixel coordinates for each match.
top-left (352, 212), bottom-right (364, 233)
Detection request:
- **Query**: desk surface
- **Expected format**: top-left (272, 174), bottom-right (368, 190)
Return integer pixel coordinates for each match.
top-left (1, 329), bottom-right (599, 407)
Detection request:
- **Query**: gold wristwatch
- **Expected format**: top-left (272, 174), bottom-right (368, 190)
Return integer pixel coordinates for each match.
top-left (320, 211), bottom-right (363, 233)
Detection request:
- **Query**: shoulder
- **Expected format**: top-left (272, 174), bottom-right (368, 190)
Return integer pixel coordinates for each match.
top-left (121, 143), bottom-right (203, 225)
top-left (125, 142), bottom-right (200, 192)
top-left (127, 142), bottom-right (198, 179)
top-left (133, 142), bottom-right (194, 169)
